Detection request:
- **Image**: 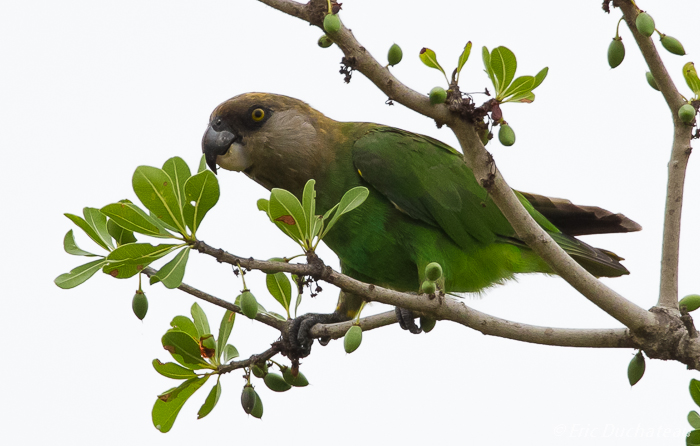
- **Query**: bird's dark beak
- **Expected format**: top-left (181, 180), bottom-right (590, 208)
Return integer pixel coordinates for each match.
top-left (202, 125), bottom-right (236, 174)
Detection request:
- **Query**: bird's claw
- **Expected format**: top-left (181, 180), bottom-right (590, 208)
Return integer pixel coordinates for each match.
top-left (285, 312), bottom-right (343, 359)
top-left (395, 307), bottom-right (422, 334)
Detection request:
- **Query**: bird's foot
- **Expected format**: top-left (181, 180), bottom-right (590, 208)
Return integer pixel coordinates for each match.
top-left (395, 307), bottom-right (423, 334)
top-left (284, 312), bottom-right (345, 359)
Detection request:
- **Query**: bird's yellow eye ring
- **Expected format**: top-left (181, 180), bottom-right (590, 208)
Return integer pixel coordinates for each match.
top-left (251, 108), bottom-right (265, 122)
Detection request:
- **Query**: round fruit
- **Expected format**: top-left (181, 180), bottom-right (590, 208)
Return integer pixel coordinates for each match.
top-left (323, 14), bottom-right (341, 34)
top-left (680, 294), bottom-right (700, 312)
top-left (420, 316), bottom-right (436, 333)
top-left (425, 262), bottom-right (443, 281)
top-left (283, 368), bottom-right (309, 387)
top-left (635, 12), bottom-right (655, 37)
top-left (241, 385), bottom-right (256, 414)
top-left (660, 35), bottom-right (685, 56)
top-left (679, 104), bottom-right (696, 124)
top-left (132, 291), bottom-right (148, 320)
top-left (240, 290), bottom-right (258, 319)
top-left (421, 280), bottom-right (436, 295)
top-left (318, 35), bottom-right (333, 48)
top-left (498, 124), bottom-right (516, 146)
top-left (264, 373), bottom-right (292, 392)
top-left (344, 325), bottom-right (362, 353)
top-left (645, 72), bottom-right (660, 91)
top-left (388, 43), bottom-right (403, 66)
top-left (627, 351), bottom-right (645, 386)
top-left (429, 86), bottom-right (447, 105)
top-left (251, 391), bottom-right (263, 419)
top-left (608, 38), bottom-right (625, 69)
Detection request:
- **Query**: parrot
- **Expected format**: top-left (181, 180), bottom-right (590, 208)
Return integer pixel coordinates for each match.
top-left (201, 92), bottom-right (641, 355)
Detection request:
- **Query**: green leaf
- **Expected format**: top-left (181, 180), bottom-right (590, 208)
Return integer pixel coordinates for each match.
top-left (505, 91), bottom-right (536, 104)
top-left (152, 359), bottom-right (198, 380)
top-left (216, 310), bottom-right (235, 362)
top-left (456, 41), bottom-right (472, 76)
top-left (301, 179), bottom-right (316, 241)
top-left (161, 330), bottom-right (212, 370)
top-left (83, 207), bottom-right (115, 250)
top-left (150, 247), bottom-right (189, 289)
top-left (419, 48), bottom-right (446, 77)
top-left (100, 201), bottom-right (163, 237)
top-left (197, 378), bottom-right (221, 419)
top-left (533, 66), bottom-right (549, 89)
top-left (689, 411), bottom-right (700, 429)
top-left (197, 154), bottom-right (207, 173)
top-left (107, 220), bottom-right (137, 246)
top-left (191, 302), bottom-right (211, 339)
top-left (266, 270), bottom-right (292, 316)
top-left (265, 311), bottom-right (287, 321)
top-left (683, 62), bottom-right (700, 97)
top-left (222, 344), bottom-right (239, 363)
top-left (170, 316), bottom-right (199, 341)
top-left (691, 379), bottom-right (700, 407)
top-left (502, 75), bottom-right (535, 101)
top-left (257, 198), bottom-right (269, 213)
top-left (54, 258), bottom-right (108, 289)
top-left (268, 188), bottom-right (307, 243)
top-left (104, 243), bottom-right (181, 278)
top-left (162, 156), bottom-right (192, 209)
top-left (132, 166), bottom-right (187, 235)
top-left (65, 213), bottom-right (110, 251)
top-left (293, 275), bottom-right (303, 318)
top-left (321, 186), bottom-right (369, 237)
top-left (63, 230), bottom-right (99, 257)
top-left (490, 46), bottom-right (517, 97)
top-left (482, 46), bottom-right (496, 90)
top-left (152, 375), bottom-right (209, 433)
top-left (183, 170), bottom-right (220, 235)
top-left (688, 429), bottom-right (700, 446)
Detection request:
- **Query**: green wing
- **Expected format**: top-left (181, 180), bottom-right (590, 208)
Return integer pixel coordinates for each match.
top-left (352, 127), bottom-right (555, 249)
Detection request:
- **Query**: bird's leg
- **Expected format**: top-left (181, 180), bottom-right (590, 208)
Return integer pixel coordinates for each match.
top-left (284, 290), bottom-right (364, 359)
top-left (395, 306), bottom-right (422, 334)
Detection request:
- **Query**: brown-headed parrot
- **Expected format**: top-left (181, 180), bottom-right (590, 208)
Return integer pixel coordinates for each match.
top-left (202, 93), bottom-right (640, 355)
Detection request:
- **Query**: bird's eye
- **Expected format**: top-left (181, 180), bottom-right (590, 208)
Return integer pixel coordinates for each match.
top-left (212, 117), bottom-right (223, 130)
top-left (251, 108), bottom-right (265, 122)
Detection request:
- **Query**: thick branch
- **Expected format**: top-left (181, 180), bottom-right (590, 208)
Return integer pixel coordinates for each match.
top-left (617, 1), bottom-right (694, 310)
top-left (194, 241), bottom-right (636, 349)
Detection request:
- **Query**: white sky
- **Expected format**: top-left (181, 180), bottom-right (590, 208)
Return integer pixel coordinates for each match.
top-left (2, 0), bottom-right (699, 444)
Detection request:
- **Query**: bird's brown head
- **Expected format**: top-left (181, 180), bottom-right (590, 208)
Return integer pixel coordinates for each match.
top-left (201, 93), bottom-right (325, 179)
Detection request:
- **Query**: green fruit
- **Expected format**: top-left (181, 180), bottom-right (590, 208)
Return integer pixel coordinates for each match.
top-left (252, 363), bottom-right (267, 378)
top-left (420, 316), bottom-right (436, 333)
top-left (645, 72), bottom-right (660, 91)
top-left (241, 385), bottom-right (256, 414)
top-left (132, 291), bottom-right (148, 320)
top-left (251, 391), bottom-right (263, 419)
top-left (240, 290), bottom-right (258, 319)
top-left (282, 368), bottom-right (309, 387)
top-left (679, 104), bottom-right (696, 124)
top-left (680, 294), bottom-right (700, 312)
top-left (429, 86), bottom-right (447, 105)
top-left (264, 373), bottom-right (292, 392)
top-left (421, 280), bottom-right (436, 295)
top-left (627, 351), bottom-right (645, 386)
top-left (344, 325), bottom-right (362, 353)
top-left (318, 35), bottom-right (333, 48)
top-left (635, 12), bottom-right (655, 37)
top-left (425, 262), bottom-right (443, 281)
top-left (498, 124), bottom-right (516, 146)
top-left (388, 43), bottom-right (403, 66)
top-left (660, 35), bottom-right (685, 56)
top-left (323, 14), bottom-right (341, 34)
top-left (608, 37), bottom-right (625, 68)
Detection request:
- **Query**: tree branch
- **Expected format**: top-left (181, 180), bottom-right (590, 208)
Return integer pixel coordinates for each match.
top-left (616, 1), bottom-right (694, 311)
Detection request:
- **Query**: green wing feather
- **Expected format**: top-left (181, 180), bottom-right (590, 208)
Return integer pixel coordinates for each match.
top-left (352, 126), bottom-right (629, 276)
